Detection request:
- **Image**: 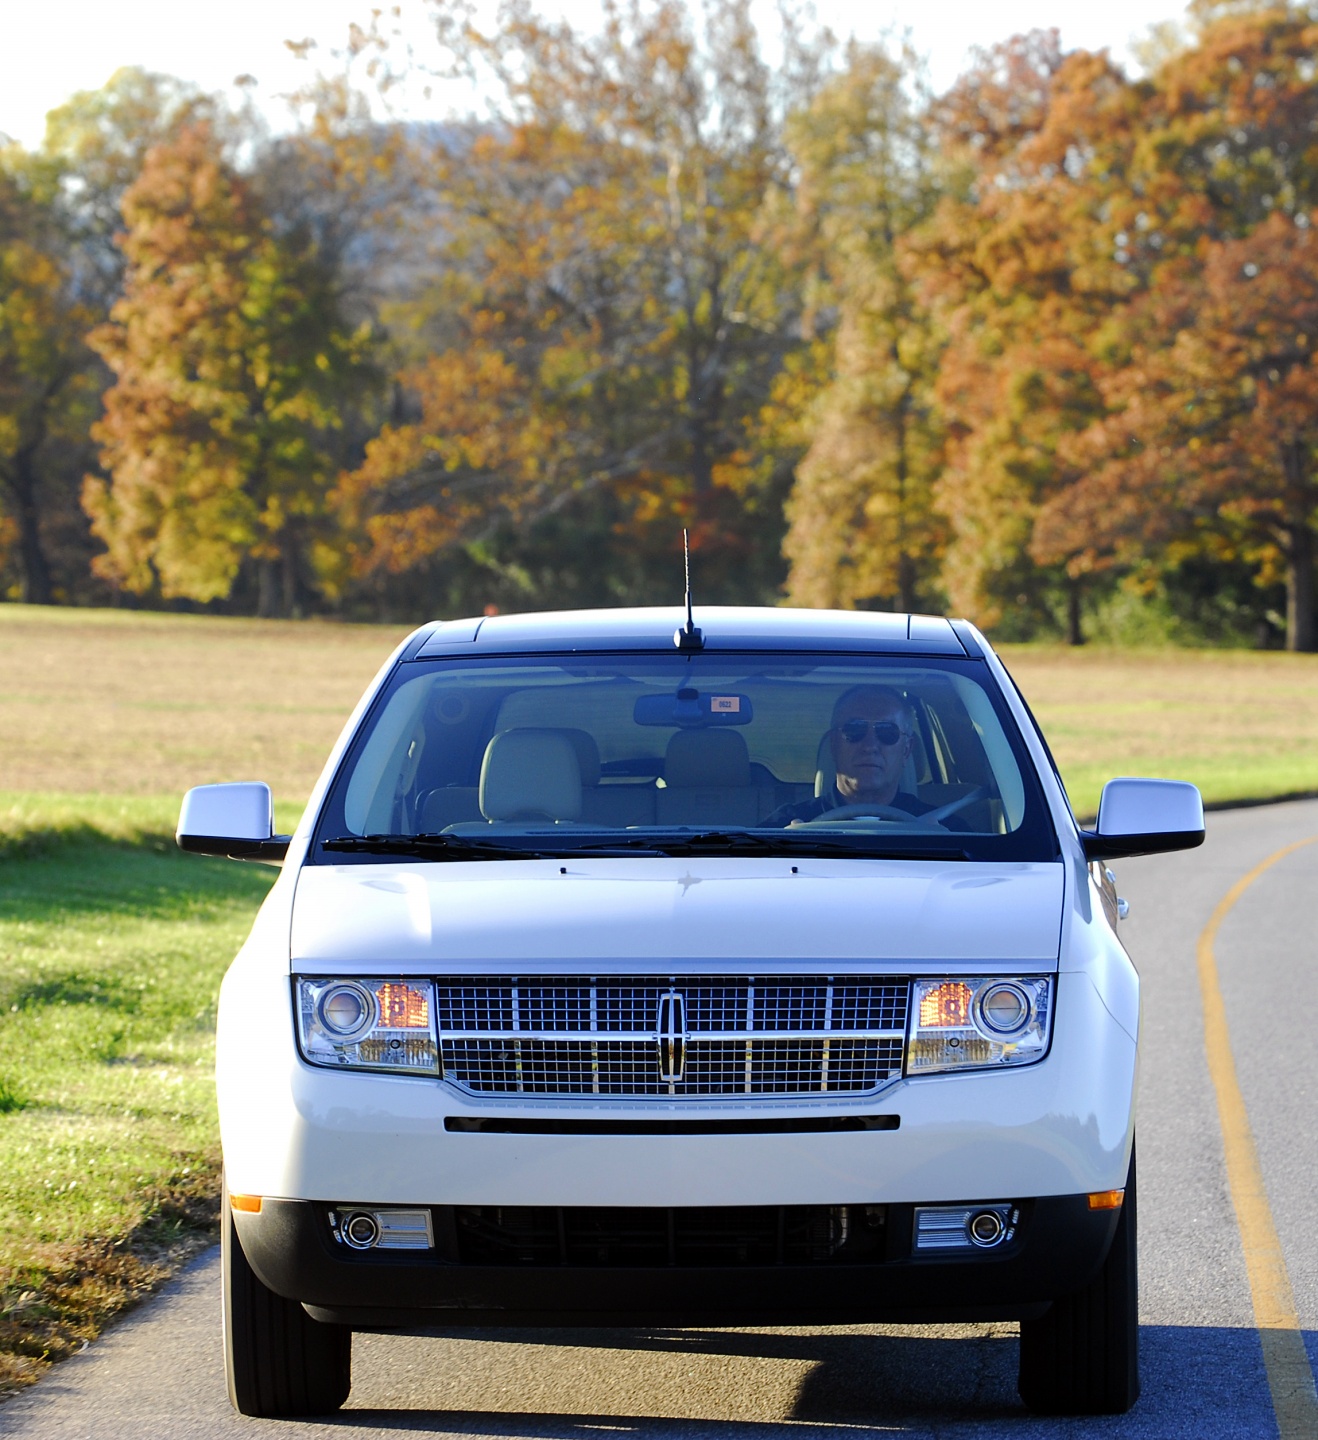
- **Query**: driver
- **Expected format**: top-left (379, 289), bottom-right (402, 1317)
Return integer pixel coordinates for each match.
top-left (766, 685), bottom-right (946, 826)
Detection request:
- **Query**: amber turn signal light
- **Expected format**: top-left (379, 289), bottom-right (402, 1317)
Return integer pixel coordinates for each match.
top-left (230, 1194), bottom-right (263, 1213)
top-left (918, 981), bottom-right (974, 1028)
top-left (1087, 1189), bottom-right (1124, 1210)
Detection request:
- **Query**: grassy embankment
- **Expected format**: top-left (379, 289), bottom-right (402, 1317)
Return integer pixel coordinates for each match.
top-left (2, 602), bottom-right (1317, 1393)
top-left (0, 607), bottom-right (406, 1393)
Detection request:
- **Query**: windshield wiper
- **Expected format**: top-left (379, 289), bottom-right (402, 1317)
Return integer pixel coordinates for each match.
top-left (323, 831), bottom-right (974, 863)
top-left (322, 833), bottom-right (561, 861)
top-left (571, 830), bottom-right (973, 861)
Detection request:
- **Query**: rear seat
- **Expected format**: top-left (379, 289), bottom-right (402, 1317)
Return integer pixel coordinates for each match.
top-left (655, 730), bottom-right (766, 827)
top-left (419, 726), bottom-right (797, 833)
top-left (555, 727), bottom-right (657, 827)
top-left (418, 786), bottom-right (481, 831)
top-left (581, 785), bottom-right (657, 827)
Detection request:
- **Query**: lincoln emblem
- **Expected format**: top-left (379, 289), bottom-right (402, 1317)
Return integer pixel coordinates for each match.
top-left (656, 991), bottom-right (687, 1081)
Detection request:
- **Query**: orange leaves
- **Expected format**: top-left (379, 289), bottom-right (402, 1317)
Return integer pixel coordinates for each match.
top-left (86, 122), bottom-right (376, 609)
top-left (904, 8), bottom-right (1318, 645)
top-left (335, 340), bottom-right (556, 576)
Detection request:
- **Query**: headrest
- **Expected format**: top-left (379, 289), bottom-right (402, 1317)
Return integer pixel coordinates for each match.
top-left (664, 729), bottom-right (751, 788)
top-left (542, 727), bottom-right (600, 787)
top-left (815, 734), bottom-right (835, 799)
top-left (480, 729), bottom-right (582, 821)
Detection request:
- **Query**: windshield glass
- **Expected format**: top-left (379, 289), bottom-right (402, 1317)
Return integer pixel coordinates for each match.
top-left (312, 652), bottom-right (1056, 862)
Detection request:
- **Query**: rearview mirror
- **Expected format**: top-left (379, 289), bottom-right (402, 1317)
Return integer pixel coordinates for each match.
top-left (177, 782), bottom-right (290, 863)
top-left (1080, 778), bottom-right (1205, 860)
top-left (634, 689), bottom-right (753, 727)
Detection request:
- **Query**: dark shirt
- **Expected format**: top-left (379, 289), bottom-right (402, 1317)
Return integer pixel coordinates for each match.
top-left (765, 786), bottom-right (946, 828)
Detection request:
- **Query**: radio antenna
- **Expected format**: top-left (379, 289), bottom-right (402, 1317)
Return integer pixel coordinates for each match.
top-left (674, 527), bottom-right (704, 651)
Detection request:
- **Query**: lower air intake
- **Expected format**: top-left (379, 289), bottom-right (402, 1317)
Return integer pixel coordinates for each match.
top-left (453, 1204), bottom-right (887, 1267)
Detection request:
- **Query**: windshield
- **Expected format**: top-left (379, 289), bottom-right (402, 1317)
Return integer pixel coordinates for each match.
top-left (311, 652), bottom-right (1057, 862)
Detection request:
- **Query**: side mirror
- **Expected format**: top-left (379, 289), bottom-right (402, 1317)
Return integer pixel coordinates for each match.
top-left (1081, 777), bottom-right (1205, 860)
top-left (177, 782), bottom-right (291, 863)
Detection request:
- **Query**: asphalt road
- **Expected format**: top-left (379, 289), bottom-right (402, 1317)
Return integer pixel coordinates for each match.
top-left (3, 798), bottom-right (1316, 1439)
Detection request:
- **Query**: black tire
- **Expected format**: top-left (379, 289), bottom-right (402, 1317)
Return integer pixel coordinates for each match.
top-left (222, 1186), bottom-right (352, 1417)
top-left (1018, 1149), bottom-right (1140, 1415)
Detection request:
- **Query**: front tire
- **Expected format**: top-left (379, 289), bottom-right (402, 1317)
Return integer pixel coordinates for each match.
top-left (222, 1185), bottom-right (352, 1416)
top-left (1018, 1149), bottom-right (1139, 1415)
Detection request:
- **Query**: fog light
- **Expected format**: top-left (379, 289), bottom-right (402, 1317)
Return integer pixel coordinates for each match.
top-left (342, 1211), bottom-right (381, 1249)
top-left (330, 1207), bottom-right (434, 1250)
top-left (913, 1203), bottom-right (1018, 1252)
top-left (969, 1209), bottom-right (1006, 1246)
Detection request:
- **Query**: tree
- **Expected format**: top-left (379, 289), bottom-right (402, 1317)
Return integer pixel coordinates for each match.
top-left (85, 123), bottom-right (376, 614)
top-left (0, 148), bottom-right (100, 603)
top-left (40, 68), bottom-right (216, 310)
top-left (1032, 4), bottom-right (1318, 650)
top-left (1038, 211), bottom-right (1318, 650)
top-left (779, 44), bottom-right (946, 612)
top-left (910, 32), bottom-right (1136, 641)
top-left (334, 0), bottom-right (826, 608)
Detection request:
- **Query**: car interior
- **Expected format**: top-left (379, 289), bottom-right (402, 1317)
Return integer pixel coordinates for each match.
top-left (341, 665), bottom-right (1020, 838)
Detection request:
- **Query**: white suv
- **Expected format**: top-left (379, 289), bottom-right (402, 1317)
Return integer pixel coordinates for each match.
top-left (178, 607), bottom-right (1203, 1420)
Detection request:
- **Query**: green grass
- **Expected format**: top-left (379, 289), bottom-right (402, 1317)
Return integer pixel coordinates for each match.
top-left (999, 645), bottom-right (1318, 817)
top-left (0, 830), bottom-right (273, 1391)
top-left (0, 792), bottom-right (305, 855)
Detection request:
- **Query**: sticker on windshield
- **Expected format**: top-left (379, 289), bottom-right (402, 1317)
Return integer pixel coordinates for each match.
top-left (710, 696), bottom-right (741, 712)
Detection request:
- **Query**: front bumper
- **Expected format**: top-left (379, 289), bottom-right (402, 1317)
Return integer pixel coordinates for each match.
top-left (219, 970), bottom-right (1137, 1205)
top-left (234, 1194), bottom-right (1120, 1328)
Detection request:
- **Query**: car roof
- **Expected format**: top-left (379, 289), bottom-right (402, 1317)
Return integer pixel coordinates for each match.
top-left (408, 606), bottom-right (974, 658)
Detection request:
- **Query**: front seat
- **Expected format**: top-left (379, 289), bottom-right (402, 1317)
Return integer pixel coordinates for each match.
top-left (478, 729), bottom-right (583, 825)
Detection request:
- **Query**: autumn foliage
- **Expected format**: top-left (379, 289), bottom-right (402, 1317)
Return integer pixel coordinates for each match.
top-left (3, 2), bottom-right (1318, 647)
top-left (85, 122), bottom-right (374, 614)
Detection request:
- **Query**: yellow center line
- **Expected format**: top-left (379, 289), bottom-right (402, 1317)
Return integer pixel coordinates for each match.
top-left (1196, 836), bottom-right (1318, 1439)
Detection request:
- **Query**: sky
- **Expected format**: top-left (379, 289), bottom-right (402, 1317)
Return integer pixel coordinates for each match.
top-left (1, 0), bottom-right (1191, 151)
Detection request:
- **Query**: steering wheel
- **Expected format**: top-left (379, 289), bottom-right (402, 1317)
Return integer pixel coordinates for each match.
top-left (803, 786), bottom-right (988, 827)
top-left (921, 786), bottom-right (987, 823)
top-left (807, 803), bottom-right (924, 823)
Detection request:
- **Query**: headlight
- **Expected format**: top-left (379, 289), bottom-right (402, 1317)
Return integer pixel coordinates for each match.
top-left (296, 978), bottom-right (438, 1074)
top-left (907, 976), bottom-right (1051, 1074)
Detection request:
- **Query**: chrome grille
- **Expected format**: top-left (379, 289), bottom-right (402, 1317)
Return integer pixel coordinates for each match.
top-left (435, 977), bottom-right (908, 1099)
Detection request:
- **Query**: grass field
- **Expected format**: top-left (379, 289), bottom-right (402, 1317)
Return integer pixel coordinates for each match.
top-left (0, 838), bottom-right (271, 1391)
top-left (2, 602), bottom-right (1318, 1393)
top-left (1000, 643), bottom-right (1318, 814)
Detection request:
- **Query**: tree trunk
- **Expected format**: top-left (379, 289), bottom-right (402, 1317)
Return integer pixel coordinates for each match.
top-left (1066, 577), bottom-right (1084, 647)
top-left (894, 375), bottom-right (915, 613)
top-left (257, 558), bottom-right (280, 619)
top-left (1279, 441), bottom-right (1316, 652)
top-left (896, 552), bottom-right (917, 615)
top-left (281, 542), bottom-right (303, 620)
top-left (1285, 522), bottom-right (1316, 652)
top-left (6, 450), bottom-right (54, 605)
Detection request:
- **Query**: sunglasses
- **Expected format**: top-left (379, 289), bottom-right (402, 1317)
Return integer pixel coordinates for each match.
top-left (837, 719), bottom-right (907, 746)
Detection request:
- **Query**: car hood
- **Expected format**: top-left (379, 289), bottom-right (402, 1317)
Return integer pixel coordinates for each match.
top-left (289, 857), bottom-right (1064, 971)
